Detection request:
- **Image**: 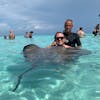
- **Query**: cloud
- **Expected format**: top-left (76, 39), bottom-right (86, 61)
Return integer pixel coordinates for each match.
top-left (0, 0), bottom-right (100, 34)
top-left (0, 0), bottom-right (56, 33)
top-left (0, 23), bottom-right (11, 30)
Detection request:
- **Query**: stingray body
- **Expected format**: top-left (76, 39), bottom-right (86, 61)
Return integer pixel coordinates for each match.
top-left (23, 44), bottom-right (91, 64)
top-left (12, 44), bottom-right (91, 92)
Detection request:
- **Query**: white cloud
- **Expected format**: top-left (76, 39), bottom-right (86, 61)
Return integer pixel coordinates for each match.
top-left (0, 23), bottom-right (10, 29)
top-left (0, 0), bottom-right (100, 34)
top-left (0, 0), bottom-right (57, 33)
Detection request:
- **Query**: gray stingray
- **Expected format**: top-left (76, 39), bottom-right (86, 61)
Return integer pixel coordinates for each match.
top-left (23, 44), bottom-right (91, 63)
top-left (12, 44), bottom-right (91, 92)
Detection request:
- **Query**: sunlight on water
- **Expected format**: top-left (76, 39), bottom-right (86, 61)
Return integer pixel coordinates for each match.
top-left (0, 34), bottom-right (100, 100)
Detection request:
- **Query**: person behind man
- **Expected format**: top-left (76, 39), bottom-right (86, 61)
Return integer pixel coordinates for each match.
top-left (51, 19), bottom-right (82, 48)
top-left (48, 32), bottom-right (72, 48)
top-left (77, 27), bottom-right (85, 38)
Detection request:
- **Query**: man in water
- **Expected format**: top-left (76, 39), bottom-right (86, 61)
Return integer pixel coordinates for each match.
top-left (51, 19), bottom-right (82, 48)
top-left (77, 27), bottom-right (85, 38)
top-left (29, 31), bottom-right (33, 38)
top-left (9, 30), bottom-right (15, 40)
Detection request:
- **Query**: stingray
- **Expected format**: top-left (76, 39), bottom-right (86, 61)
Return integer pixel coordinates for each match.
top-left (12, 44), bottom-right (91, 92)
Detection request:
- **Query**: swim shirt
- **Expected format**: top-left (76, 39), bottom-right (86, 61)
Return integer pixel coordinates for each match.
top-left (63, 31), bottom-right (81, 47)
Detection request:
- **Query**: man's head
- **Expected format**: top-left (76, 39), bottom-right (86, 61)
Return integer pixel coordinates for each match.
top-left (79, 27), bottom-right (83, 30)
top-left (64, 19), bottom-right (73, 33)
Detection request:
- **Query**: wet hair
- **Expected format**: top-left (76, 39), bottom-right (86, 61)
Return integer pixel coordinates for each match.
top-left (65, 19), bottom-right (73, 23)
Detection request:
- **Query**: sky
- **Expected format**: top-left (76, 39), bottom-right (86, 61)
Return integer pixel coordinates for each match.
top-left (0, 0), bottom-right (100, 35)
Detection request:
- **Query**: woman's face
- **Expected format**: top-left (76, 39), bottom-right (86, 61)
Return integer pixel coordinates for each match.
top-left (56, 33), bottom-right (66, 46)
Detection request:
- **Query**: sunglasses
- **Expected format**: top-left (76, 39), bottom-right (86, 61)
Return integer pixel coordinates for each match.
top-left (56, 37), bottom-right (64, 40)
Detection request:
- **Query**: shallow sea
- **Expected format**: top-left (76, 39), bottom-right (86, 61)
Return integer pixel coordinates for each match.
top-left (0, 34), bottom-right (100, 100)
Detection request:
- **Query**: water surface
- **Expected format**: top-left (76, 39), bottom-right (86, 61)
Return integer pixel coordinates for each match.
top-left (0, 34), bottom-right (100, 100)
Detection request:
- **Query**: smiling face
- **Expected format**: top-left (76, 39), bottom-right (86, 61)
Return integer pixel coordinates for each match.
top-left (55, 32), bottom-right (66, 46)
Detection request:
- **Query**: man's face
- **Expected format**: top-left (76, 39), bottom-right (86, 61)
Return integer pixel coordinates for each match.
top-left (65, 21), bottom-right (73, 33)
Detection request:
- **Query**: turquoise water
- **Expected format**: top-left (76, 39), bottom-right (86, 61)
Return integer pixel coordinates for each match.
top-left (0, 34), bottom-right (100, 100)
